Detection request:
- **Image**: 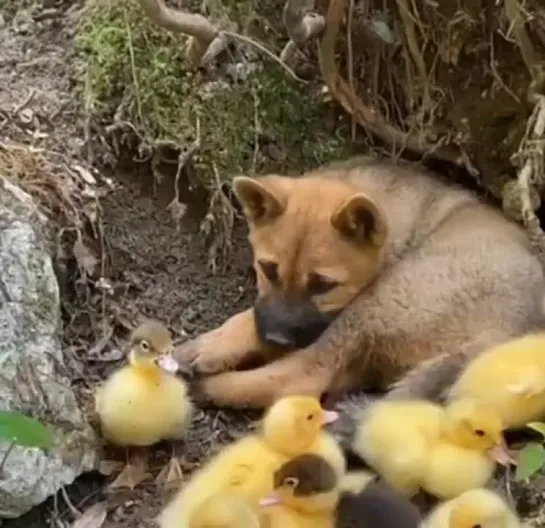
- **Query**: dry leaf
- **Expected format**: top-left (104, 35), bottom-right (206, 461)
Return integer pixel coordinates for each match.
top-left (98, 460), bottom-right (123, 476)
top-left (71, 501), bottom-right (108, 528)
top-left (73, 237), bottom-right (99, 277)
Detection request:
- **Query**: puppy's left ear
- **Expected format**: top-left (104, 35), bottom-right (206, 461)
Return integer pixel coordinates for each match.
top-left (232, 175), bottom-right (287, 224)
top-left (330, 194), bottom-right (388, 246)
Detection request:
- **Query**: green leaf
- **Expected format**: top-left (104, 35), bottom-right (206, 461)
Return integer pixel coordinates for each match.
top-left (527, 421), bottom-right (545, 439)
top-left (515, 442), bottom-right (545, 481)
top-left (0, 412), bottom-right (53, 449)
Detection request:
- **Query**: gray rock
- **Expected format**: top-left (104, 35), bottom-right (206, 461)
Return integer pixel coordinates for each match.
top-left (0, 177), bottom-right (97, 519)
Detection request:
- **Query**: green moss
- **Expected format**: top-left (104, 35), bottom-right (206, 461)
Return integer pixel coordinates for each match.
top-left (75, 0), bottom-right (359, 187)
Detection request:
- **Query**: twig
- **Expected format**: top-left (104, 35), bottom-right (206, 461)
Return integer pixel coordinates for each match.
top-left (167, 116), bottom-right (201, 224)
top-left (346, 0), bottom-right (356, 141)
top-left (280, 0), bottom-right (326, 64)
top-left (0, 442), bottom-right (16, 476)
top-left (224, 31), bottom-right (305, 82)
top-left (490, 35), bottom-right (520, 104)
top-left (123, 7), bottom-right (143, 126)
top-left (504, 0), bottom-right (543, 81)
top-left (395, 0), bottom-right (430, 110)
top-left (251, 88), bottom-right (261, 173)
top-left (60, 486), bottom-right (81, 518)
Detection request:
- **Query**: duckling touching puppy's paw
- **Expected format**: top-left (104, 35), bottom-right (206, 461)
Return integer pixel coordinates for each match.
top-left (94, 319), bottom-right (193, 490)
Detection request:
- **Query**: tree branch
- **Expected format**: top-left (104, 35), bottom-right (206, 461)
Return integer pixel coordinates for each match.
top-left (137, 0), bottom-right (226, 67)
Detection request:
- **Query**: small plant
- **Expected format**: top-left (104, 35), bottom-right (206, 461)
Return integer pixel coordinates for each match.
top-left (0, 411), bottom-right (54, 475)
top-left (514, 421), bottom-right (545, 481)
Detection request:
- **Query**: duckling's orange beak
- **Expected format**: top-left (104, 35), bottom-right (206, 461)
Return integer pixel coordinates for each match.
top-left (322, 410), bottom-right (339, 425)
top-left (488, 441), bottom-right (516, 466)
top-left (259, 494), bottom-right (282, 507)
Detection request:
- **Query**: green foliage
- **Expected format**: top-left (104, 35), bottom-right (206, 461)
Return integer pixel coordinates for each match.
top-left (74, 0), bottom-right (358, 187)
top-left (0, 411), bottom-right (53, 450)
top-left (515, 421), bottom-right (545, 481)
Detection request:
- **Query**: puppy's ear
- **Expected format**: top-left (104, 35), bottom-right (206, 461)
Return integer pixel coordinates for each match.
top-left (331, 194), bottom-right (388, 246)
top-left (232, 176), bottom-right (287, 224)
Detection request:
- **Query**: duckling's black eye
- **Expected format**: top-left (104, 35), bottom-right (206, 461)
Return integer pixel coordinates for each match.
top-left (471, 524), bottom-right (482, 528)
top-left (307, 273), bottom-right (339, 296)
top-left (307, 414), bottom-right (314, 421)
top-left (474, 429), bottom-right (485, 437)
top-left (258, 260), bottom-right (279, 283)
top-left (284, 477), bottom-right (298, 488)
top-left (140, 340), bottom-right (150, 352)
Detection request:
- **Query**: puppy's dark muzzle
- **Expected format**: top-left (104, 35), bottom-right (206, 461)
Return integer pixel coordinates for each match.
top-left (254, 294), bottom-right (339, 350)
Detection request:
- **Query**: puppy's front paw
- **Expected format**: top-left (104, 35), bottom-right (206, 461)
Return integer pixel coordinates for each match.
top-left (187, 378), bottom-right (216, 408)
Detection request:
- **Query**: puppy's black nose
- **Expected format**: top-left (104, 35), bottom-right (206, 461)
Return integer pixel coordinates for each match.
top-left (263, 331), bottom-right (295, 349)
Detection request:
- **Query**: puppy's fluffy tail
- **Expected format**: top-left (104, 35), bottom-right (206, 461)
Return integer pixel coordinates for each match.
top-left (328, 329), bottom-right (512, 453)
top-left (326, 392), bottom-right (379, 453)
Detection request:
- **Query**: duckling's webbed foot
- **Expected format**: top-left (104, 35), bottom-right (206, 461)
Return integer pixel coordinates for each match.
top-left (155, 453), bottom-right (184, 491)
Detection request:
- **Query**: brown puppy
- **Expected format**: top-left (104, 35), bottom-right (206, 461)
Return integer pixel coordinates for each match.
top-left (261, 453), bottom-right (422, 528)
top-left (174, 156), bottom-right (545, 408)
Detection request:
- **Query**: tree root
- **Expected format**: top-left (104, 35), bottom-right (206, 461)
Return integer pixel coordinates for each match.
top-left (512, 94), bottom-right (545, 267)
top-left (318, 0), bottom-right (467, 169)
top-left (137, 0), bottom-right (225, 68)
top-left (280, 0), bottom-right (326, 64)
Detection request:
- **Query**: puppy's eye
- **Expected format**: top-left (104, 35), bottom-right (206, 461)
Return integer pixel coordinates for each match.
top-left (307, 273), bottom-right (339, 296)
top-left (258, 260), bottom-right (279, 283)
top-left (140, 340), bottom-right (150, 352)
top-left (474, 429), bottom-right (485, 437)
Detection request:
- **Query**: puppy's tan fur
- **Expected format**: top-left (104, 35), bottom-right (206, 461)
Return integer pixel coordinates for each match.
top-left (175, 156), bottom-right (545, 408)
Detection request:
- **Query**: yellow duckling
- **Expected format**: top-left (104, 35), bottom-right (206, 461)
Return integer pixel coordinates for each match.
top-left (95, 319), bottom-right (192, 489)
top-left (259, 453), bottom-right (339, 528)
top-left (188, 494), bottom-right (261, 528)
top-left (421, 397), bottom-right (513, 499)
top-left (353, 397), bottom-right (513, 499)
top-left (424, 488), bottom-right (521, 528)
top-left (353, 399), bottom-right (444, 496)
top-left (448, 332), bottom-right (545, 428)
top-left (158, 395), bottom-right (343, 528)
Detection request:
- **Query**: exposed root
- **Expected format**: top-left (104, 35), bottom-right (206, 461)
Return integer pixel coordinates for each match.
top-left (513, 94), bottom-right (545, 266)
top-left (137, 0), bottom-right (225, 67)
top-left (318, 0), bottom-right (465, 168)
top-left (280, 0), bottom-right (326, 64)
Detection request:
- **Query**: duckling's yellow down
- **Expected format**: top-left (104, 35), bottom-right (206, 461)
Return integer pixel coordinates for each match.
top-left (158, 396), bottom-right (345, 528)
top-left (449, 331), bottom-right (545, 428)
top-left (188, 493), bottom-right (261, 528)
top-left (353, 397), bottom-right (510, 499)
top-left (424, 488), bottom-right (521, 528)
top-left (95, 360), bottom-right (192, 446)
